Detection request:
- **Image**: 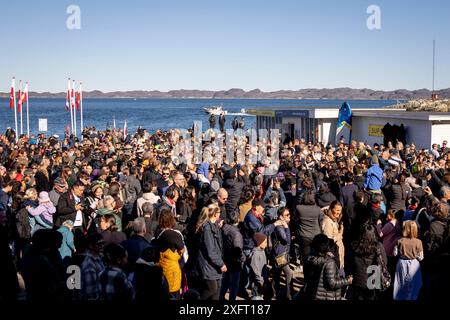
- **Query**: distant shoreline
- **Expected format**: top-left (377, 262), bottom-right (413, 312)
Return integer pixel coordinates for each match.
top-left (0, 87), bottom-right (447, 100)
top-left (0, 96), bottom-right (400, 101)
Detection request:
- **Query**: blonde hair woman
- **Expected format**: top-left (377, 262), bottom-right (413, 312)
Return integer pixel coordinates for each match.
top-left (35, 158), bottom-right (51, 193)
top-left (393, 221), bottom-right (423, 300)
top-left (196, 203), bottom-right (227, 300)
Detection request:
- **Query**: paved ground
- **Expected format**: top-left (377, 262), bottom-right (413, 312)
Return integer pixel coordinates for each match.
top-left (232, 263), bottom-right (304, 300)
top-left (17, 263), bottom-right (305, 301)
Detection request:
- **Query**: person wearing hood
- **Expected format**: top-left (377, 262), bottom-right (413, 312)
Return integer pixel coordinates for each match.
top-left (316, 183), bottom-right (337, 209)
top-left (137, 181), bottom-right (160, 217)
top-left (196, 162), bottom-right (210, 185)
top-left (364, 155), bottom-right (384, 192)
top-left (27, 191), bottom-right (56, 234)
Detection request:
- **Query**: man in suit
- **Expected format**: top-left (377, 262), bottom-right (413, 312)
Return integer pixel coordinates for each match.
top-left (55, 181), bottom-right (86, 230)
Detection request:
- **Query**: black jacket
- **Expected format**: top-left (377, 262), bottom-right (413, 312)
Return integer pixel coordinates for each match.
top-left (143, 168), bottom-right (161, 187)
top-left (222, 224), bottom-right (244, 271)
top-left (425, 217), bottom-right (449, 257)
top-left (222, 178), bottom-right (244, 224)
top-left (55, 192), bottom-right (86, 228)
top-left (350, 242), bottom-right (386, 288)
top-left (304, 254), bottom-right (350, 300)
top-left (133, 260), bottom-right (169, 301)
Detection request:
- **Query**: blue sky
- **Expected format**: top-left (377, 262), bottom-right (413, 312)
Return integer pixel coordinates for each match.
top-left (0, 0), bottom-right (449, 92)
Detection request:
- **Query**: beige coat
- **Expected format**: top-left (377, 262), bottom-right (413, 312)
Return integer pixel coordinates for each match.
top-left (239, 201), bottom-right (253, 222)
top-left (322, 215), bottom-right (345, 268)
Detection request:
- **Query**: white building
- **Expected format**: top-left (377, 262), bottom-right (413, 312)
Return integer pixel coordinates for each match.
top-left (250, 107), bottom-right (450, 149)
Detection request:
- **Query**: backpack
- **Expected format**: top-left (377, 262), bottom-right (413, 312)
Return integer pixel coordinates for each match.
top-left (16, 207), bottom-right (32, 239)
top-left (121, 177), bottom-right (136, 206)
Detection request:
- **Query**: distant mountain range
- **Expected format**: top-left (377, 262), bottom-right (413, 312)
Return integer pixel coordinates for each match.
top-left (1, 87), bottom-right (449, 100)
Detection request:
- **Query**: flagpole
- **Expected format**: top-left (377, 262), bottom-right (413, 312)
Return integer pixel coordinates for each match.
top-left (123, 118), bottom-right (127, 141)
top-left (13, 77), bottom-right (18, 143)
top-left (68, 78), bottom-right (74, 136)
top-left (19, 80), bottom-right (23, 136)
top-left (80, 82), bottom-right (83, 136)
top-left (73, 80), bottom-right (77, 137)
top-left (26, 82), bottom-right (30, 138)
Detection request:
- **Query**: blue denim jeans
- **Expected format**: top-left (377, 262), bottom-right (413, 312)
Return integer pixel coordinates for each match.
top-left (220, 270), bottom-right (241, 300)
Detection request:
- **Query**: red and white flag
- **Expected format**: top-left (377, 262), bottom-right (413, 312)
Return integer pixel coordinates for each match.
top-left (76, 83), bottom-right (82, 111)
top-left (18, 82), bottom-right (28, 112)
top-left (113, 116), bottom-right (116, 133)
top-left (10, 78), bottom-right (15, 110)
top-left (71, 80), bottom-right (76, 111)
top-left (123, 120), bottom-right (127, 139)
top-left (66, 79), bottom-right (71, 111)
top-left (17, 81), bottom-right (22, 112)
top-left (23, 82), bottom-right (29, 102)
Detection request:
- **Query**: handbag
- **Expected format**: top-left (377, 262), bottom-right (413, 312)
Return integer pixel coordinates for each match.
top-left (274, 252), bottom-right (289, 268)
top-left (272, 231), bottom-right (289, 268)
top-left (375, 246), bottom-right (391, 291)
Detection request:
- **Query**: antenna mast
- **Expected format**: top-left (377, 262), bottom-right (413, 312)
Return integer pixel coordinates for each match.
top-left (431, 40), bottom-right (438, 101)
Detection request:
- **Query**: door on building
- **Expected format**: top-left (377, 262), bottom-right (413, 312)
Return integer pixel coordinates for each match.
top-left (288, 123), bottom-right (294, 140)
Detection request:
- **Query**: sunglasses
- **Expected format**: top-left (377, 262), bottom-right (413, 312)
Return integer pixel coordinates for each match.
top-left (162, 173), bottom-right (170, 175)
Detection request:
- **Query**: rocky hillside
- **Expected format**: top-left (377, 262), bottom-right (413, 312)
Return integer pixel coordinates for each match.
top-left (1, 87), bottom-right (449, 99)
top-left (387, 99), bottom-right (450, 112)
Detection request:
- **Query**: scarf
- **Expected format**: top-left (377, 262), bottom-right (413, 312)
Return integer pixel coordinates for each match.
top-left (251, 208), bottom-right (264, 224)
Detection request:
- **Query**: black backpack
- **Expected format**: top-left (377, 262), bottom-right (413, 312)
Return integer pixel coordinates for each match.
top-left (16, 207), bottom-right (31, 239)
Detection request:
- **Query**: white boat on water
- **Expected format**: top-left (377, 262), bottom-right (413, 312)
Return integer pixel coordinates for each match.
top-left (204, 105), bottom-right (227, 115)
top-left (204, 106), bottom-right (253, 116)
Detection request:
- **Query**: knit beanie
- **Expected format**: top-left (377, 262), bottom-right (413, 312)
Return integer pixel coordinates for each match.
top-left (253, 232), bottom-right (267, 247)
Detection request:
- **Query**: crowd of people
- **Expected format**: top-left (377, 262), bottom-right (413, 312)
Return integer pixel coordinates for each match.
top-left (0, 125), bottom-right (449, 301)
